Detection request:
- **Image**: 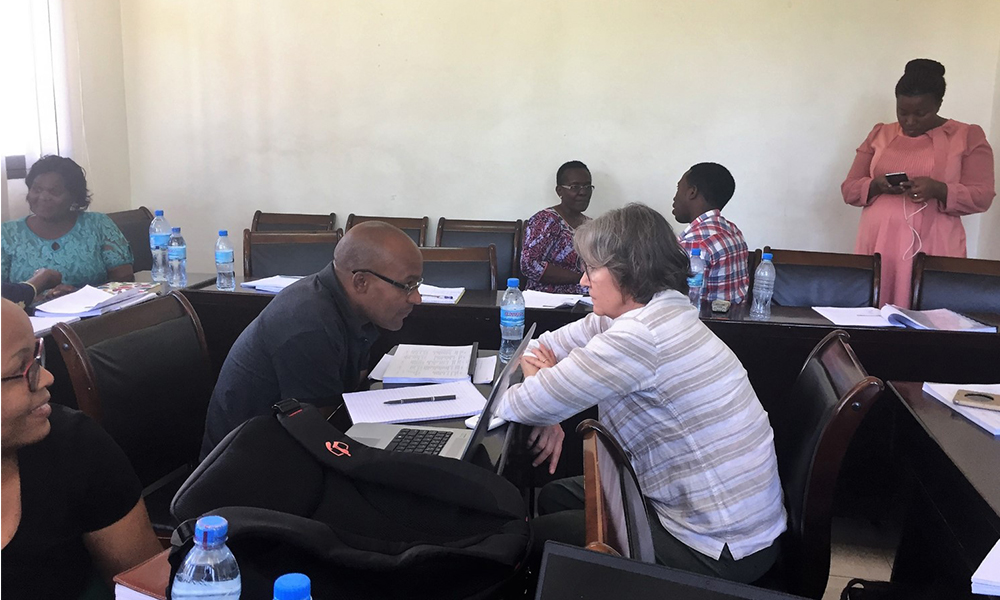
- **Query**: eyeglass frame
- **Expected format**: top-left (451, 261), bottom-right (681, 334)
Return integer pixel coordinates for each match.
top-left (558, 184), bottom-right (595, 193)
top-left (351, 269), bottom-right (423, 295)
top-left (0, 338), bottom-right (46, 393)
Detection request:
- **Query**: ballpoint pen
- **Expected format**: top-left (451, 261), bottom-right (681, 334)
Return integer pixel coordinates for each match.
top-left (383, 394), bottom-right (458, 405)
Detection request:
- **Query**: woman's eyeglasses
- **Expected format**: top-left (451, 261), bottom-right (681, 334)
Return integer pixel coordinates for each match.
top-left (559, 184), bottom-right (595, 193)
top-left (0, 339), bottom-right (45, 393)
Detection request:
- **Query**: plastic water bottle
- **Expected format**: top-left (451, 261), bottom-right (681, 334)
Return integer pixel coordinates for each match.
top-left (149, 210), bottom-right (171, 282)
top-left (749, 252), bottom-right (776, 320)
top-left (215, 230), bottom-right (235, 291)
top-left (172, 515), bottom-right (241, 600)
top-left (274, 573), bottom-right (312, 600)
top-left (499, 278), bottom-right (525, 364)
top-left (167, 227), bottom-right (187, 288)
top-left (687, 247), bottom-right (706, 307)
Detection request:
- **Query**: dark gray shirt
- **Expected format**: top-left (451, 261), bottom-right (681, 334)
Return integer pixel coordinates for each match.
top-left (201, 263), bottom-right (378, 457)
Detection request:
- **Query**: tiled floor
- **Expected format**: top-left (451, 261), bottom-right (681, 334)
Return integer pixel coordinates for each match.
top-left (821, 517), bottom-right (901, 600)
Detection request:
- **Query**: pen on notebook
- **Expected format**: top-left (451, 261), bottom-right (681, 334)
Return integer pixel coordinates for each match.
top-left (383, 394), bottom-right (458, 405)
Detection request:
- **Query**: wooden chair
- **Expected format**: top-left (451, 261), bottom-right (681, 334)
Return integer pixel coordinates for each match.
top-left (50, 292), bottom-right (214, 537)
top-left (577, 419), bottom-right (655, 562)
top-left (420, 246), bottom-right (498, 291)
top-left (243, 229), bottom-right (341, 279)
top-left (436, 218), bottom-right (523, 285)
top-left (250, 210), bottom-right (337, 232)
top-left (910, 252), bottom-right (1000, 313)
top-left (759, 330), bottom-right (883, 599)
top-left (345, 213), bottom-right (429, 246)
top-left (107, 206), bottom-right (154, 272)
top-left (753, 247), bottom-right (881, 308)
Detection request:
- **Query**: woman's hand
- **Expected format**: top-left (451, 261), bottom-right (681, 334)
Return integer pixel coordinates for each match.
top-left (27, 268), bottom-right (62, 294)
top-left (902, 177), bottom-right (947, 204)
top-left (527, 424), bottom-right (565, 474)
top-left (870, 175), bottom-right (907, 198)
top-left (45, 284), bottom-right (77, 299)
top-left (520, 344), bottom-right (557, 378)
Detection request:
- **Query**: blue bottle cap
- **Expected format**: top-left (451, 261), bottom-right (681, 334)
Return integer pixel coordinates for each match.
top-left (691, 248), bottom-right (701, 256)
top-left (507, 278), bottom-right (519, 288)
top-left (194, 515), bottom-right (228, 546)
top-left (762, 252), bottom-right (773, 261)
top-left (172, 227), bottom-right (181, 234)
top-left (219, 230), bottom-right (228, 236)
top-left (154, 210), bottom-right (164, 216)
top-left (274, 573), bottom-right (311, 600)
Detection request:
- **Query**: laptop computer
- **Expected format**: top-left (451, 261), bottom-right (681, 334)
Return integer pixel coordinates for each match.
top-left (347, 323), bottom-right (537, 460)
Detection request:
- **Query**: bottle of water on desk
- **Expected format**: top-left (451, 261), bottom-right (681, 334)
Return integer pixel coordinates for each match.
top-left (149, 210), bottom-right (171, 282)
top-left (499, 278), bottom-right (525, 364)
top-left (215, 230), bottom-right (235, 291)
top-left (167, 227), bottom-right (187, 288)
top-left (749, 252), bottom-right (775, 320)
top-left (687, 247), bottom-right (706, 307)
top-left (274, 573), bottom-right (312, 600)
top-left (172, 515), bottom-right (241, 599)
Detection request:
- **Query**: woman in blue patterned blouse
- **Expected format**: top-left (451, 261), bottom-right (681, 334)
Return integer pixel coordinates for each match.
top-left (2, 156), bottom-right (134, 298)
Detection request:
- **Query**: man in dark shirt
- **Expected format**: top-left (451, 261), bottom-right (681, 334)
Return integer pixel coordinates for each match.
top-left (201, 222), bottom-right (424, 457)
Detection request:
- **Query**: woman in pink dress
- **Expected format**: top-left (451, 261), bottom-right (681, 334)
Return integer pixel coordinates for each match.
top-left (841, 59), bottom-right (995, 308)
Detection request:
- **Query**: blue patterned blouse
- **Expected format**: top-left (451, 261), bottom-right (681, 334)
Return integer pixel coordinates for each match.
top-left (1, 212), bottom-right (134, 288)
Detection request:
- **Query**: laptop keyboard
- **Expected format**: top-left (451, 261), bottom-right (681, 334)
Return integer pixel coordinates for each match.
top-left (385, 428), bottom-right (453, 455)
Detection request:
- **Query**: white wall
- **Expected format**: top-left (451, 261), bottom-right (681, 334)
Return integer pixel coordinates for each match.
top-left (111, 0), bottom-right (1000, 272)
top-left (981, 45), bottom-right (1000, 260)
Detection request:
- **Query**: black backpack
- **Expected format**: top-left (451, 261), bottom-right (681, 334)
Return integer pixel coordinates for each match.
top-left (169, 400), bottom-right (531, 599)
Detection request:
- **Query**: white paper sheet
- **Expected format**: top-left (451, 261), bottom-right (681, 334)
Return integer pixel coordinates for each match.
top-left (370, 354), bottom-right (497, 385)
top-left (240, 275), bottom-right (302, 293)
top-left (811, 307), bottom-right (897, 328)
top-left (29, 315), bottom-right (79, 336)
top-left (973, 537), bottom-right (1000, 595)
top-left (417, 283), bottom-right (465, 304)
top-left (522, 289), bottom-right (584, 309)
top-left (923, 382), bottom-right (1000, 436)
top-left (344, 380), bottom-right (486, 424)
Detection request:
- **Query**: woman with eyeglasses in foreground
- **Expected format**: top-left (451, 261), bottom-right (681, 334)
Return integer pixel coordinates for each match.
top-left (520, 160), bottom-right (594, 294)
top-left (1, 299), bottom-right (161, 599)
top-left (496, 204), bottom-right (787, 583)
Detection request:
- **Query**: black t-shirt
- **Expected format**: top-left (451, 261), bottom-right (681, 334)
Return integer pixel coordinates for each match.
top-left (201, 263), bottom-right (379, 457)
top-left (2, 404), bottom-right (142, 600)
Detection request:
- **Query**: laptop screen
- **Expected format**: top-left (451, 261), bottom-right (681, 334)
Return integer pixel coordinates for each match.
top-left (460, 322), bottom-right (537, 461)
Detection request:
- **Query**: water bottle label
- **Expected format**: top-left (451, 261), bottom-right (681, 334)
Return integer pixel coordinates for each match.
top-left (500, 305), bottom-right (524, 327)
top-left (687, 272), bottom-right (704, 288)
top-left (215, 249), bottom-right (234, 263)
top-left (167, 246), bottom-right (187, 260)
top-left (150, 233), bottom-right (170, 248)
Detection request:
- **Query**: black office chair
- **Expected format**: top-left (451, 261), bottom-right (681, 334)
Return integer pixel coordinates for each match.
top-left (910, 252), bottom-right (1000, 313)
top-left (108, 206), bottom-right (154, 272)
top-left (420, 246), bottom-right (498, 291)
top-left (436, 218), bottom-right (523, 285)
top-left (51, 292), bottom-right (214, 539)
top-left (243, 230), bottom-right (341, 279)
top-left (345, 214), bottom-right (428, 246)
top-left (577, 419), bottom-right (655, 563)
top-left (754, 247), bottom-right (881, 308)
top-left (250, 210), bottom-right (337, 232)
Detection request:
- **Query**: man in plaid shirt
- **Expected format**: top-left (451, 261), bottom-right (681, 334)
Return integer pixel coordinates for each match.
top-left (672, 163), bottom-right (750, 303)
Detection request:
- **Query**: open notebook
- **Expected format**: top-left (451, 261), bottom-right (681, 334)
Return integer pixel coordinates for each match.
top-left (813, 305), bottom-right (996, 333)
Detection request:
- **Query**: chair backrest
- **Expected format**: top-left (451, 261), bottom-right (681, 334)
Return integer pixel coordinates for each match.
top-left (107, 206), bottom-right (154, 272)
top-left (250, 210), bottom-right (337, 232)
top-left (243, 230), bottom-right (341, 279)
top-left (577, 419), bottom-right (655, 563)
top-left (436, 218), bottom-right (523, 284)
top-left (345, 214), bottom-right (429, 246)
top-left (756, 247), bottom-right (881, 308)
top-left (772, 330), bottom-right (883, 599)
top-left (50, 292), bottom-right (214, 491)
top-left (910, 252), bottom-right (1000, 313)
top-left (419, 246), bottom-right (498, 291)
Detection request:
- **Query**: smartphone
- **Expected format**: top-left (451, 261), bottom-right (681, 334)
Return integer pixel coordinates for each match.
top-left (885, 172), bottom-right (909, 187)
top-left (953, 389), bottom-right (1000, 413)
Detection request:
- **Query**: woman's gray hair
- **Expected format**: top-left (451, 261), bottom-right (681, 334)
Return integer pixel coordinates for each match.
top-left (574, 203), bottom-right (690, 303)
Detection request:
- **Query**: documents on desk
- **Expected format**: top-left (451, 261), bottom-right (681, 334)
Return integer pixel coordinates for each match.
top-left (923, 382), bottom-right (1000, 435)
top-left (973, 537), bottom-right (1000, 596)
top-left (417, 283), bottom-right (465, 304)
top-left (29, 315), bottom-right (80, 336)
top-left (523, 289), bottom-right (589, 309)
top-left (381, 344), bottom-right (477, 385)
top-left (239, 275), bottom-right (302, 293)
top-left (370, 353), bottom-right (497, 384)
top-left (814, 305), bottom-right (996, 333)
top-left (33, 284), bottom-right (156, 318)
top-left (344, 380), bottom-right (486, 424)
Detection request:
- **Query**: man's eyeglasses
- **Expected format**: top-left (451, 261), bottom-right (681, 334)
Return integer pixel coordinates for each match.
top-left (352, 269), bottom-right (423, 295)
top-left (559, 184), bottom-right (595, 193)
top-left (1, 339), bottom-right (45, 393)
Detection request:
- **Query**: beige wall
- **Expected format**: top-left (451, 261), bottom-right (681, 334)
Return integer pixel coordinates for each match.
top-left (980, 45), bottom-right (1000, 260)
top-left (88, 1), bottom-right (996, 271)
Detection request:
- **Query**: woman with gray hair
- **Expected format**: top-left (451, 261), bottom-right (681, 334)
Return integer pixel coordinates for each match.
top-left (496, 203), bottom-right (786, 583)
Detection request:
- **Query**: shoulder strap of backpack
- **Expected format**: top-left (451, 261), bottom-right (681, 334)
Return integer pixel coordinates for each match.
top-left (273, 399), bottom-right (375, 475)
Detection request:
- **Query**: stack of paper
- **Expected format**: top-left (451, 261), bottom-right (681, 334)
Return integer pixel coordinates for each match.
top-left (371, 353), bottom-right (497, 385)
top-left (972, 538), bottom-right (1000, 596)
top-left (923, 382), bottom-right (1000, 435)
top-left (240, 275), bottom-right (302, 294)
top-left (344, 380), bottom-right (486, 425)
top-left (382, 344), bottom-right (475, 385)
top-left (813, 305), bottom-right (996, 333)
top-left (417, 283), bottom-right (465, 304)
top-left (523, 289), bottom-right (587, 309)
top-left (29, 315), bottom-right (80, 337)
top-left (34, 285), bottom-right (155, 318)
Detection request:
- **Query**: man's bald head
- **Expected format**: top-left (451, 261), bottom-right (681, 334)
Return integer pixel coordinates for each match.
top-left (335, 221), bottom-right (420, 274)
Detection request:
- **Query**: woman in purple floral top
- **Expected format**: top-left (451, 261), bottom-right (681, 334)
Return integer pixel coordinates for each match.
top-left (521, 161), bottom-right (593, 294)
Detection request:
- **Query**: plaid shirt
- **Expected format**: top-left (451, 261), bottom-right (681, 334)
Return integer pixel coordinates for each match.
top-left (678, 210), bottom-right (749, 304)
